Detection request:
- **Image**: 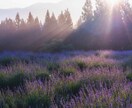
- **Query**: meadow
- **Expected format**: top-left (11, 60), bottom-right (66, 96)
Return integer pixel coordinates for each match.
top-left (0, 51), bottom-right (131, 108)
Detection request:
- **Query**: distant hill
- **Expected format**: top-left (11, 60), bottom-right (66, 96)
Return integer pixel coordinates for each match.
top-left (0, 0), bottom-right (85, 24)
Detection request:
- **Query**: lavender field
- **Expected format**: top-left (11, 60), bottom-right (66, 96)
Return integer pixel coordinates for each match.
top-left (0, 51), bottom-right (131, 108)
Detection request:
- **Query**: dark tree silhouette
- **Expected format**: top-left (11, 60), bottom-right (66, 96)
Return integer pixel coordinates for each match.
top-left (27, 12), bottom-right (34, 26)
top-left (15, 13), bottom-right (21, 29)
top-left (64, 9), bottom-right (73, 31)
top-left (43, 10), bottom-right (51, 32)
top-left (82, 0), bottom-right (93, 22)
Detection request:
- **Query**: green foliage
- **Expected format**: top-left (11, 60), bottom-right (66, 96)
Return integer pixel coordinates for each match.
top-left (55, 81), bottom-right (81, 99)
top-left (126, 73), bottom-right (132, 81)
top-left (0, 57), bottom-right (18, 66)
top-left (36, 71), bottom-right (50, 82)
top-left (47, 62), bottom-right (60, 71)
top-left (0, 92), bottom-right (51, 108)
top-left (26, 92), bottom-right (51, 108)
top-left (76, 60), bottom-right (87, 71)
top-left (80, 75), bottom-right (114, 89)
top-left (0, 72), bottom-right (27, 89)
top-left (88, 61), bottom-right (114, 69)
top-left (54, 81), bottom-right (81, 107)
top-left (60, 67), bottom-right (76, 77)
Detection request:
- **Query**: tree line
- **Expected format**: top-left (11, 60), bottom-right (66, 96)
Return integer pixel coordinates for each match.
top-left (65, 0), bottom-right (132, 50)
top-left (1, 0), bottom-right (132, 51)
top-left (0, 9), bottom-right (73, 51)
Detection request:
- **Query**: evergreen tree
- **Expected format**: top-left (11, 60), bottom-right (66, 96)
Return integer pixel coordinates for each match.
top-left (50, 13), bottom-right (58, 30)
top-left (27, 12), bottom-right (34, 25)
top-left (15, 13), bottom-right (21, 29)
top-left (82, 0), bottom-right (93, 22)
top-left (121, 1), bottom-right (132, 24)
top-left (34, 17), bottom-right (40, 31)
top-left (64, 9), bottom-right (73, 30)
top-left (51, 13), bottom-right (57, 25)
top-left (94, 0), bottom-right (108, 20)
top-left (34, 17), bottom-right (40, 27)
top-left (43, 10), bottom-right (51, 31)
top-left (20, 19), bottom-right (26, 29)
top-left (58, 11), bottom-right (65, 28)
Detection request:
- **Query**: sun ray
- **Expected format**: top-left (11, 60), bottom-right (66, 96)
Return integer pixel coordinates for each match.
top-left (106, 0), bottom-right (120, 7)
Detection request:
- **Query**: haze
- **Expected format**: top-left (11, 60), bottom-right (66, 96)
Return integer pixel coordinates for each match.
top-left (0, 0), bottom-right (63, 9)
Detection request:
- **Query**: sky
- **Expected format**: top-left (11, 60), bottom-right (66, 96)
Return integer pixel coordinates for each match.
top-left (1, 0), bottom-right (132, 9)
top-left (0, 0), bottom-right (62, 9)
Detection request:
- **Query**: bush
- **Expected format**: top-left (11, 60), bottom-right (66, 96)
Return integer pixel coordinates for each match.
top-left (0, 72), bottom-right (27, 89)
top-left (76, 60), bottom-right (87, 71)
top-left (60, 67), bottom-right (76, 77)
top-left (54, 81), bottom-right (82, 107)
top-left (0, 57), bottom-right (18, 66)
top-left (36, 72), bottom-right (50, 82)
top-left (55, 81), bottom-right (81, 99)
top-left (126, 73), bottom-right (132, 81)
top-left (47, 62), bottom-right (60, 72)
top-left (4, 95), bottom-right (16, 108)
top-left (80, 75), bottom-right (114, 89)
top-left (26, 92), bottom-right (51, 108)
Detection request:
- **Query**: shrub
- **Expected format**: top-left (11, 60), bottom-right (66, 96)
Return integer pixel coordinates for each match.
top-left (36, 72), bottom-right (50, 82)
top-left (0, 57), bottom-right (18, 66)
top-left (60, 67), bottom-right (76, 77)
top-left (4, 95), bottom-right (17, 108)
top-left (76, 60), bottom-right (87, 71)
top-left (80, 75), bottom-right (114, 89)
top-left (7, 72), bottom-right (27, 89)
top-left (26, 92), bottom-right (51, 108)
top-left (47, 62), bottom-right (60, 72)
top-left (126, 73), bottom-right (132, 81)
top-left (0, 72), bottom-right (27, 89)
top-left (55, 81), bottom-right (81, 99)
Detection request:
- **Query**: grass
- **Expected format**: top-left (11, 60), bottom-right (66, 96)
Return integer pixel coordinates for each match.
top-left (36, 71), bottom-right (50, 81)
top-left (75, 60), bottom-right (87, 71)
top-left (0, 57), bottom-right (18, 66)
top-left (26, 92), bottom-right (51, 108)
top-left (0, 72), bottom-right (27, 89)
top-left (47, 62), bottom-right (60, 72)
top-left (0, 51), bottom-right (131, 107)
top-left (55, 81), bottom-right (81, 98)
top-left (126, 72), bottom-right (132, 81)
top-left (59, 67), bottom-right (76, 77)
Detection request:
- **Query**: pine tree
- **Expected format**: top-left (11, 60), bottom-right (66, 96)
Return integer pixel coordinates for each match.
top-left (50, 13), bottom-right (58, 30)
top-left (15, 13), bottom-right (21, 29)
top-left (121, 1), bottom-right (132, 24)
top-left (58, 11), bottom-right (65, 28)
top-left (27, 12), bottom-right (34, 25)
top-left (64, 9), bottom-right (73, 30)
top-left (82, 0), bottom-right (93, 22)
top-left (20, 19), bottom-right (26, 29)
top-left (43, 10), bottom-right (51, 31)
top-left (94, 0), bottom-right (108, 20)
top-left (34, 17), bottom-right (40, 30)
top-left (34, 17), bottom-right (40, 26)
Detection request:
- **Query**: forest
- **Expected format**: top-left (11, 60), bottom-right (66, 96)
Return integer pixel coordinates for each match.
top-left (0, 0), bottom-right (132, 51)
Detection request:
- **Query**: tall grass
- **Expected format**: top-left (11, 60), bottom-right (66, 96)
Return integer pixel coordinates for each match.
top-left (0, 51), bottom-right (131, 108)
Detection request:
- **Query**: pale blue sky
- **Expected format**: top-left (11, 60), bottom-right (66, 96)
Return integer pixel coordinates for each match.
top-left (0, 0), bottom-right (62, 9)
